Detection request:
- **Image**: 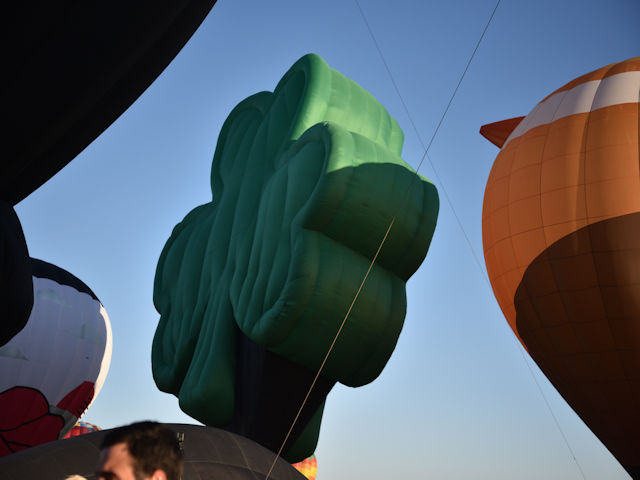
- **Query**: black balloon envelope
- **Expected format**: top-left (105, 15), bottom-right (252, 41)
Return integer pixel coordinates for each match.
top-left (0, 203), bottom-right (33, 346)
top-left (1, 0), bottom-right (217, 205)
top-left (0, 0), bottom-right (216, 345)
top-left (0, 424), bottom-right (305, 480)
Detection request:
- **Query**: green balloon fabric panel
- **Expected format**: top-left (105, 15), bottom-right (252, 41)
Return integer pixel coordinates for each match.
top-left (152, 54), bottom-right (439, 429)
top-left (231, 122), bottom-right (437, 386)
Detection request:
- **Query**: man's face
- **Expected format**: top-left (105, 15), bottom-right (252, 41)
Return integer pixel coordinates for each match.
top-left (96, 442), bottom-right (139, 480)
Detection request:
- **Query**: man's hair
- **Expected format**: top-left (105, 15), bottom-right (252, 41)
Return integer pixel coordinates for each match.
top-left (101, 421), bottom-right (183, 480)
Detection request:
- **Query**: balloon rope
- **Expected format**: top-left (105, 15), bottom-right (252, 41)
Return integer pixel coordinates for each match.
top-left (355, 2), bottom-right (587, 480)
top-left (355, 0), bottom-right (500, 285)
top-left (266, 2), bottom-right (505, 479)
top-left (264, 217), bottom-right (396, 480)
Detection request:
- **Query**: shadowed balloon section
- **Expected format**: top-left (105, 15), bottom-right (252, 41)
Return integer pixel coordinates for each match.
top-left (514, 212), bottom-right (640, 476)
top-left (0, 0), bottom-right (218, 349)
top-left (0, 424), bottom-right (307, 480)
top-left (0, 0), bottom-right (216, 463)
top-left (0, 203), bottom-right (33, 347)
top-left (2, 0), bottom-right (217, 206)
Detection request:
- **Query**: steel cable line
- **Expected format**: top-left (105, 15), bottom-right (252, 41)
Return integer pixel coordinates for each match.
top-left (264, 2), bottom-right (586, 479)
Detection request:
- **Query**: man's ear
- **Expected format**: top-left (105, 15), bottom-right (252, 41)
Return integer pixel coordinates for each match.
top-left (150, 470), bottom-right (167, 480)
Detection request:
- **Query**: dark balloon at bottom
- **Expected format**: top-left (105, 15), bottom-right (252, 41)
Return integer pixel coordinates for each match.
top-left (0, 423), bottom-right (306, 480)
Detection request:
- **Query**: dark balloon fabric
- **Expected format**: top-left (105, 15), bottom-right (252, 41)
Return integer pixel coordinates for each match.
top-left (225, 335), bottom-right (334, 461)
top-left (0, 203), bottom-right (33, 346)
top-left (1, 0), bottom-right (217, 205)
top-left (151, 53), bottom-right (439, 461)
top-left (0, 424), bottom-right (306, 480)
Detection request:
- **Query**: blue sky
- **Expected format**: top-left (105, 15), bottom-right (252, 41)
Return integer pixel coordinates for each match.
top-left (14, 0), bottom-right (639, 478)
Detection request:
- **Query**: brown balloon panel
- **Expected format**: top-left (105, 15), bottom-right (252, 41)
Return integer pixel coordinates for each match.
top-left (513, 212), bottom-right (640, 472)
top-left (482, 100), bottom-right (640, 328)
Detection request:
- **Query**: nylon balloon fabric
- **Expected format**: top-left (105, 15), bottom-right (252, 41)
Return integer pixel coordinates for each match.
top-left (0, 424), bottom-right (306, 480)
top-left (152, 53), bottom-right (439, 460)
top-left (1, 1), bottom-right (217, 205)
top-left (481, 57), bottom-right (640, 478)
top-left (0, 202), bottom-right (33, 346)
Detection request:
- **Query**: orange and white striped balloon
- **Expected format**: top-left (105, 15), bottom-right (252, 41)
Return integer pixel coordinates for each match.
top-left (481, 57), bottom-right (640, 476)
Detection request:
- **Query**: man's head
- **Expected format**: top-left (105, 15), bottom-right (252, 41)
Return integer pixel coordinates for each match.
top-left (96, 421), bottom-right (183, 480)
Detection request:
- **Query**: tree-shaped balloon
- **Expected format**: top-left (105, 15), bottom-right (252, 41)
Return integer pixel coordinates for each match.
top-left (152, 53), bottom-right (439, 461)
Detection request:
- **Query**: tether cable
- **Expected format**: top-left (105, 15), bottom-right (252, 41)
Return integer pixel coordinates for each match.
top-left (355, 2), bottom-right (587, 479)
top-left (265, 2), bottom-right (503, 478)
top-left (355, 0), bottom-right (497, 285)
top-left (264, 217), bottom-right (396, 479)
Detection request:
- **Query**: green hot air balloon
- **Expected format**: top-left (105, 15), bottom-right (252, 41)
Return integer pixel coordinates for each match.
top-left (152, 53), bottom-right (439, 461)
